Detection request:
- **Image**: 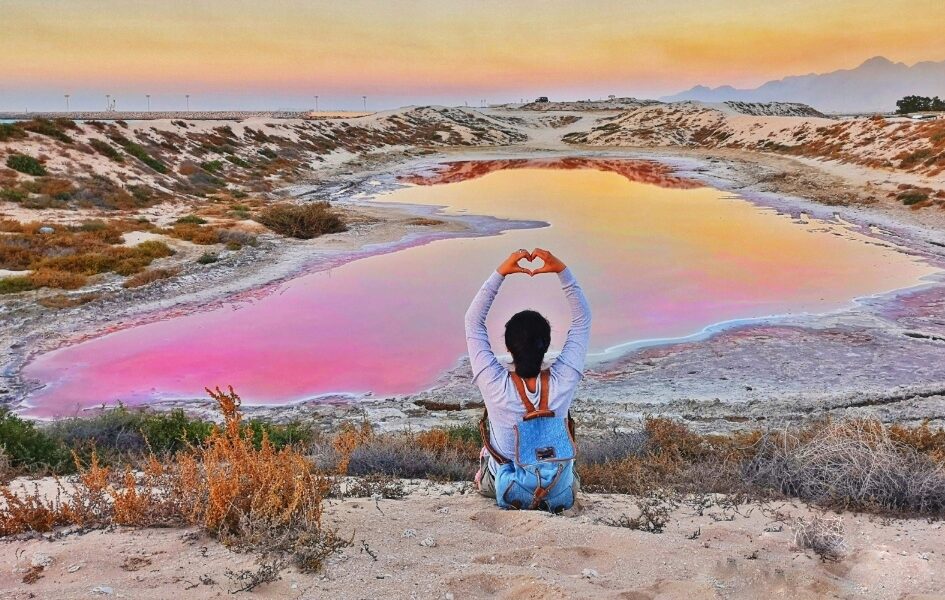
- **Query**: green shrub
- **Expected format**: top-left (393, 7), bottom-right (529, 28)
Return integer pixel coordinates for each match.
top-left (900, 191), bottom-right (929, 205)
top-left (89, 138), bottom-right (125, 163)
top-left (108, 134), bottom-right (168, 173)
top-left (200, 160), bottom-right (224, 174)
top-left (445, 423), bottom-right (482, 446)
top-left (255, 202), bottom-right (347, 239)
top-left (0, 188), bottom-right (27, 202)
top-left (0, 276), bottom-right (36, 294)
top-left (197, 251), bottom-right (219, 264)
top-left (0, 123), bottom-right (27, 142)
top-left (0, 408), bottom-right (70, 473)
top-left (6, 154), bottom-right (47, 176)
top-left (176, 214), bottom-right (207, 225)
top-left (246, 419), bottom-right (316, 449)
top-left (226, 155), bottom-right (250, 168)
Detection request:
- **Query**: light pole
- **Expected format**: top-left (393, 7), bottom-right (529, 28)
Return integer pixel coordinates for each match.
top-left (314, 95), bottom-right (319, 111)
top-left (106, 94), bottom-right (111, 111)
top-left (146, 94), bottom-right (151, 112)
top-left (362, 95), bottom-right (367, 111)
top-left (185, 94), bottom-right (190, 111)
top-left (64, 94), bottom-right (70, 111)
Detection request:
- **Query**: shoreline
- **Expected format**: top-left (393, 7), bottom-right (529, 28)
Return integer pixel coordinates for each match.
top-left (4, 147), bottom-right (945, 432)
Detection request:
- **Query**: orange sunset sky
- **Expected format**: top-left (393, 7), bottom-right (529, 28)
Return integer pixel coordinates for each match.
top-left (2, 0), bottom-right (944, 110)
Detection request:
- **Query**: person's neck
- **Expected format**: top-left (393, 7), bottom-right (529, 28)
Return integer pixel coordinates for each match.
top-left (523, 376), bottom-right (538, 393)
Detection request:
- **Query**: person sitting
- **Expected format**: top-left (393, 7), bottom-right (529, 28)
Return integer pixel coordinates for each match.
top-left (465, 248), bottom-right (591, 510)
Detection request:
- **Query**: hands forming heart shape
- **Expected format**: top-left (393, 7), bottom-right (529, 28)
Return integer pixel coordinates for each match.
top-left (497, 248), bottom-right (567, 277)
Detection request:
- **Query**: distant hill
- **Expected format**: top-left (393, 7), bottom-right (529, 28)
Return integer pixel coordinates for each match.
top-left (661, 57), bottom-right (945, 114)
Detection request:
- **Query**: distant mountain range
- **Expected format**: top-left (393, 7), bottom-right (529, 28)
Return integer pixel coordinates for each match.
top-left (661, 57), bottom-right (945, 114)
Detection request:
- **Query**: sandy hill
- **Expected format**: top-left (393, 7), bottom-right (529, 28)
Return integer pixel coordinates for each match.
top-left (0, 107), bottom-right (527, 208)
top-left (563, 102), bottom-right (945, 177)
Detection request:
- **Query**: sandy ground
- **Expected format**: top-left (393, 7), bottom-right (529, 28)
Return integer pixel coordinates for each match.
top-left (1, 481), bottom-right (942, 599)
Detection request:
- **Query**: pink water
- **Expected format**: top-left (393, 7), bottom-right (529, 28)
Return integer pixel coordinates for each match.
top-left (20, 159), bottom-right (937, 416)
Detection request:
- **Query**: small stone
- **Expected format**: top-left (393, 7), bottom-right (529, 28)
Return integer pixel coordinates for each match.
top-left (919, 553), bottom-right (930, 561)
top-left (31, 553), bottom-right (53, 568)
top-left (402, 529), bottom-right (417, 538)
top-left (419, 537), bottom-right (437, 548)
top-left (38, 226), bottom-right (56, 235)
top-left (581, 568), bottom-right (599, 579)
top-left (91, 586), bottom-right (114, 596)
top-left (445, 594), bottom-right (455, 600)
top-left (67, 564), bottom-right (82, 573)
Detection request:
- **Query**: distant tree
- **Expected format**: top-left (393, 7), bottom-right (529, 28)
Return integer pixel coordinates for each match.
top-left (896, 95), bottom-right (945, 114)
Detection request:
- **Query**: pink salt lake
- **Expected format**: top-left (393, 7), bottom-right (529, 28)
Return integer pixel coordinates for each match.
top-left (20, 159), bottom-right (938, 416)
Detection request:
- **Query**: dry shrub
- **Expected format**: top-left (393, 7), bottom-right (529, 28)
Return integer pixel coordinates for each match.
top-left (599, 491), bottom-right (677, 533)
top-left (744, 419), bottom-right (945, 514)
top-left (332, 422), bottom-right (373, 475)
top-left (35, 178), bottom-right (74, 199)
top-left (342, 474), bottom-right (407, 499)
top-left (0, 387), bottom-right (346, 572)
top-left (123, 267), bottom-right (179, 288)
top-left (255, 202), bottom-right (347, 239)
top-left (166, 223), bottom-right (222, 245)
top-left (405, 217), bottom-right (443, 226)
top-left (0, 221), bottom-right (170, 283)
top-left (577, 417), bottom-right (756, 495)
top-left (416, 429), bottom-right (449, 453)
top-left (38, 240), bottom-right (173, 277)
top-left (176, 387), bottom-right (347, 570)
top-left (178, 161), bottom-right (201, 176)
top-left (345, 433), bottom-right (476, 482)
top-left (890, 421), bottom-right (945, 462)
top-left (791, 514), bottom-right (847, 562)
top-left (27, 269), bottom-right (87, 290)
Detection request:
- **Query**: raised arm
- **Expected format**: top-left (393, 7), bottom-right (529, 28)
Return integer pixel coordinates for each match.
top-left (530, 248), bottom-right (592, 378)
top-left (464, 250), bottom-right (532, 385)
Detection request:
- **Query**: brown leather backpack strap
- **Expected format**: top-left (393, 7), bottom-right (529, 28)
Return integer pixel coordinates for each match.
top-left (537, 369), bottom-right (551, 412)
top-left (509, 372), bottom-right (538, 413)
top-left (512, 369), bottom-right (555, 421)
top-left (479, 408), bottom-right (510, 464)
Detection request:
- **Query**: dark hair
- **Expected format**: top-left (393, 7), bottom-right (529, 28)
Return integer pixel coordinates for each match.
top-left (504, 310), bottom-right (551, 378)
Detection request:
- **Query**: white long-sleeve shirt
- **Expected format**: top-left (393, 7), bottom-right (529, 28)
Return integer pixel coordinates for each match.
top-left (464, 268), bottom-right (592, 471)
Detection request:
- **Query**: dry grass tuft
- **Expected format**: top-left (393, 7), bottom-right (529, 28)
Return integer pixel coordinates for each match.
top-left (0, 387), bottom-right (346, 572)
top-left (123, 267), bottom-right (179, 288)
top-left (744, 419), bottom-right (945, 514)
top-left (37, 292), bottom-right (100, 309)
top-left (791, 514), bottom-right (848, 562)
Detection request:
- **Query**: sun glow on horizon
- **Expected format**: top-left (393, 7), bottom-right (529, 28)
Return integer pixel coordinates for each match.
top-left (3, 0), bottom-right (944, 110)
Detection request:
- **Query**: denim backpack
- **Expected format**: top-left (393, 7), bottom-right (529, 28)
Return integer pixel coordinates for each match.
top-left (479, 369), bottom-right (577, 511)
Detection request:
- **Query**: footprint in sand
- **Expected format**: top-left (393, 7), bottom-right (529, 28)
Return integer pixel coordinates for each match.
top-left (445, 572), bottom-right (567, 600)
top-left (473, 545), bottom-right (617, 576)
top-left (468, 508), bottom-right (555, 536)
